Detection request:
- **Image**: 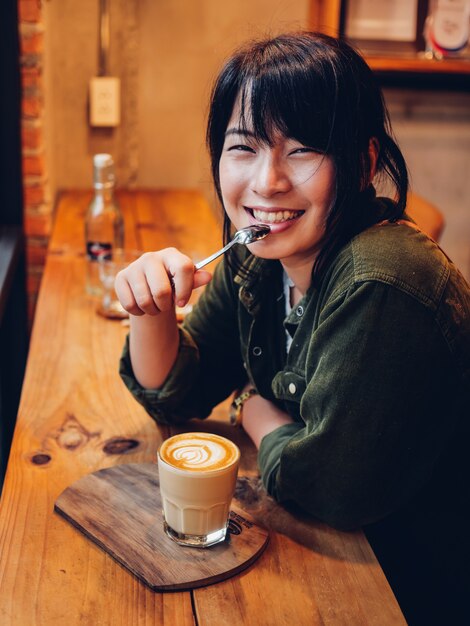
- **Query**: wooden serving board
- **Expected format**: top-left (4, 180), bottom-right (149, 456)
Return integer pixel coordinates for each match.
top-left (54, 463), bottom-right (269, 591)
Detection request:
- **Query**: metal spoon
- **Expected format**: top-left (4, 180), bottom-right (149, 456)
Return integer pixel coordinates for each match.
top-left (194, 224), bottom-right (271, 270)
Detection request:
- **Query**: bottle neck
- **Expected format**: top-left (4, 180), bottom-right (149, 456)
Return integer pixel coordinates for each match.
top-left (93, 184), bottom-right (115, 202)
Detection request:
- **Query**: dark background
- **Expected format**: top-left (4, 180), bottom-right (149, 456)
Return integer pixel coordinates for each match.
top-left (0, 0), bottom-right (29, 491)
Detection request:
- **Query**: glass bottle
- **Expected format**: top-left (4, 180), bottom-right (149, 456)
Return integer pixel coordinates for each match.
top-left (85, 154), bottom-right (124, 295)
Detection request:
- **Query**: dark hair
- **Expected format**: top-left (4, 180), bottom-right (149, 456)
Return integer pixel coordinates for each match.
top-left (206, 31), bottom-right (409, 283)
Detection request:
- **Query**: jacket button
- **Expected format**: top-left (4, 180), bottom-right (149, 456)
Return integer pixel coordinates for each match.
top-left (252, 346), bottom-right (262, 356)
top-left (288, 382), bottom-right (296, 394)
top-left (296, 305), bottom-right (304, 317)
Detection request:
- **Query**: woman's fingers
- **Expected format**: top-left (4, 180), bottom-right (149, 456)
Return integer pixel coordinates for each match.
top-left (114, 248), bottom-right (212, 316)
top-left (115, 264), bottom-right (160, 316)
top-left (157, 249), bottom-right (197, 308)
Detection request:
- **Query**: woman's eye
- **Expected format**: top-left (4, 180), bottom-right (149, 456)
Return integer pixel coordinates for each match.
top-left (290, 146), bottom-right (316, 155)
top-left (227, 144), bottom-right (255, 153)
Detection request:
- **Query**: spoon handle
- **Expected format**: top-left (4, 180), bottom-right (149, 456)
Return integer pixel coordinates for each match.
top-left (194, 239), bottom-right (237, 270)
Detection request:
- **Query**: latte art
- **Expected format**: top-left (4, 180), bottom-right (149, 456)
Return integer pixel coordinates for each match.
top-left (159, 433), bottom-right (239, 472)
top-left (173, 445), bottom-right (211, 467)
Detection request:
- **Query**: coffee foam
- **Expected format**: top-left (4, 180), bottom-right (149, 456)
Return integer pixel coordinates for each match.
top-left (159, 433), bottom-right (239, 472)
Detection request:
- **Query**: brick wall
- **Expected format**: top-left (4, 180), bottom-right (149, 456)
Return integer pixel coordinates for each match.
top-left (18, 0), bottom-right (51, 323)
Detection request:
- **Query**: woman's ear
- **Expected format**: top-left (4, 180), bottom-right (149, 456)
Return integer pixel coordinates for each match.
top-left (368, 137), bottom-right (379, 182)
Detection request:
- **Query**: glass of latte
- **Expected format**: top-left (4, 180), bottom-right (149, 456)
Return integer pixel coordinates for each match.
top-left (157, 432), bottom-right (240, 548)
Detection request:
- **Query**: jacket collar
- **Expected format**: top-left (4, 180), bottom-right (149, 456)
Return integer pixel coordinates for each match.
top-left (233, 254), bottom-right (280, 314)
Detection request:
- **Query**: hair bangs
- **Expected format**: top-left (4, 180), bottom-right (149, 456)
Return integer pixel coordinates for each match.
top-left (236, 50), bottom-right (334, 154)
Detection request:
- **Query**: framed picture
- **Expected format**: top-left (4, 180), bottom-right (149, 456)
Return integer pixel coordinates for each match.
top-left (340, 0), bottom-right (429, 55)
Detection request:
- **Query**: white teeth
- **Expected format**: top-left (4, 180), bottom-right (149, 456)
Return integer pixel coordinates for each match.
top-left (252, 208), bottom-right (301, 223)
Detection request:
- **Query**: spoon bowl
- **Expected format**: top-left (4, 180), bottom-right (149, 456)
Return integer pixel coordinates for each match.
top-left (194, 224), bottom-right (271, 269)
top-left (233, 224), bottom-right (271, 245)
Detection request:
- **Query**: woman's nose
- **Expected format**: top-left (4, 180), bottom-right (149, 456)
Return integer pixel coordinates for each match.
top-left (251, 155), bottom-right (292, 197)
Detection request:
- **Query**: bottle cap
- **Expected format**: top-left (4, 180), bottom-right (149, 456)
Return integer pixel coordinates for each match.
top-left (93, 153), bottom-right (115, 188)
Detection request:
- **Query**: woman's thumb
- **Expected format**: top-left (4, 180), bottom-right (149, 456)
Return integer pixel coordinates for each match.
top-left (193, 270), bottom-right (212, 289)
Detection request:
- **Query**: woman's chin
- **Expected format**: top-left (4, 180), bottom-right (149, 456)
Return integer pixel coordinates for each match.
top-left (246, 242), bottom-right (284, 260)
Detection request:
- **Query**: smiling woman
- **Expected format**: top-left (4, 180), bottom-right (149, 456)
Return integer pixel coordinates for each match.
top-left (116, 31), bottom-right (470, 626)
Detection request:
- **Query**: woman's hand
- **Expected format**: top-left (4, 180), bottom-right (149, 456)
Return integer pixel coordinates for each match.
top-left (115, 247), bottom-right (212, 317)
top-left (115, 248), bottom-right (211, 390)
top-left (240, 384), bottom-right (295, 449)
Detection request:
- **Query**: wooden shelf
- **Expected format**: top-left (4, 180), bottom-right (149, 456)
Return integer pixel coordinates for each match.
top-left (364, 55), bottom-right (470, 89)
top-left (365, 56), bottom-right (470, 76)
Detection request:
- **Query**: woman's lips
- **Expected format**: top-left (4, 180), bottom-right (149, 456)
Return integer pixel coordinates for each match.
top-left (244, 206), bottom-right (304, 234)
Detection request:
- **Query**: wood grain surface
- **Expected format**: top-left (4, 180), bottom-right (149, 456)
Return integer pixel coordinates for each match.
top-left (0, 190), bottom-right (406, 625)
top-left (55, 463), bottom-right (269, 591)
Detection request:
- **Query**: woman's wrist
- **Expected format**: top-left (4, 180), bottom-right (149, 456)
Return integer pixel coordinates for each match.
top-left (241, 393), bottom-right (295, 449)
top-left (129, 308), bottom-right (179, 389)
top-left (229, 387), bottom-right (258, 426)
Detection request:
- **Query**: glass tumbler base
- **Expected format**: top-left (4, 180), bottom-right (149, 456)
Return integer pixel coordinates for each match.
top-left (163, 520), bottom-right (227, 548)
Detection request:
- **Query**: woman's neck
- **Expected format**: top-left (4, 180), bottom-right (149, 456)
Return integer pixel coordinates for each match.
top-left (281, 257), bottom-right (315, 301)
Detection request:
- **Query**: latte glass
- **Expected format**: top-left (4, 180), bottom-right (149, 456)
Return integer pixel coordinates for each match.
top-left (157, 432), bottom-right (240, 548)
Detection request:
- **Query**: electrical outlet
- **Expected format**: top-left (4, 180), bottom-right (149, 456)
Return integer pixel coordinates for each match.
top-left (89, 77), bottom-right (121, 127)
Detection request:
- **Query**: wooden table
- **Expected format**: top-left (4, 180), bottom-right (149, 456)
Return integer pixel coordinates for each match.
top-left (0, 190), bottom-right (406, 625)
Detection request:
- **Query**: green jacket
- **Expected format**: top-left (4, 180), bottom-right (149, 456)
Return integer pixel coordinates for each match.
top-left (120, 217), bottom-right (470, 531)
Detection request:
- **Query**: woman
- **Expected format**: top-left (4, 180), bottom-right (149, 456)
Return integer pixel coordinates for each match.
top-left (117, 32), bottom-right (470, 624)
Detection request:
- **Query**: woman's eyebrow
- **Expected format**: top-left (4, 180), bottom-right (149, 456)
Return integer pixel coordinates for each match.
top-left (224, 128), bottom-right (256, 137)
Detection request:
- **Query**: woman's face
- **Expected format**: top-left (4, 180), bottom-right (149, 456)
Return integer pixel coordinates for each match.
top-left (219, 98), bottom-right (336, 269)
